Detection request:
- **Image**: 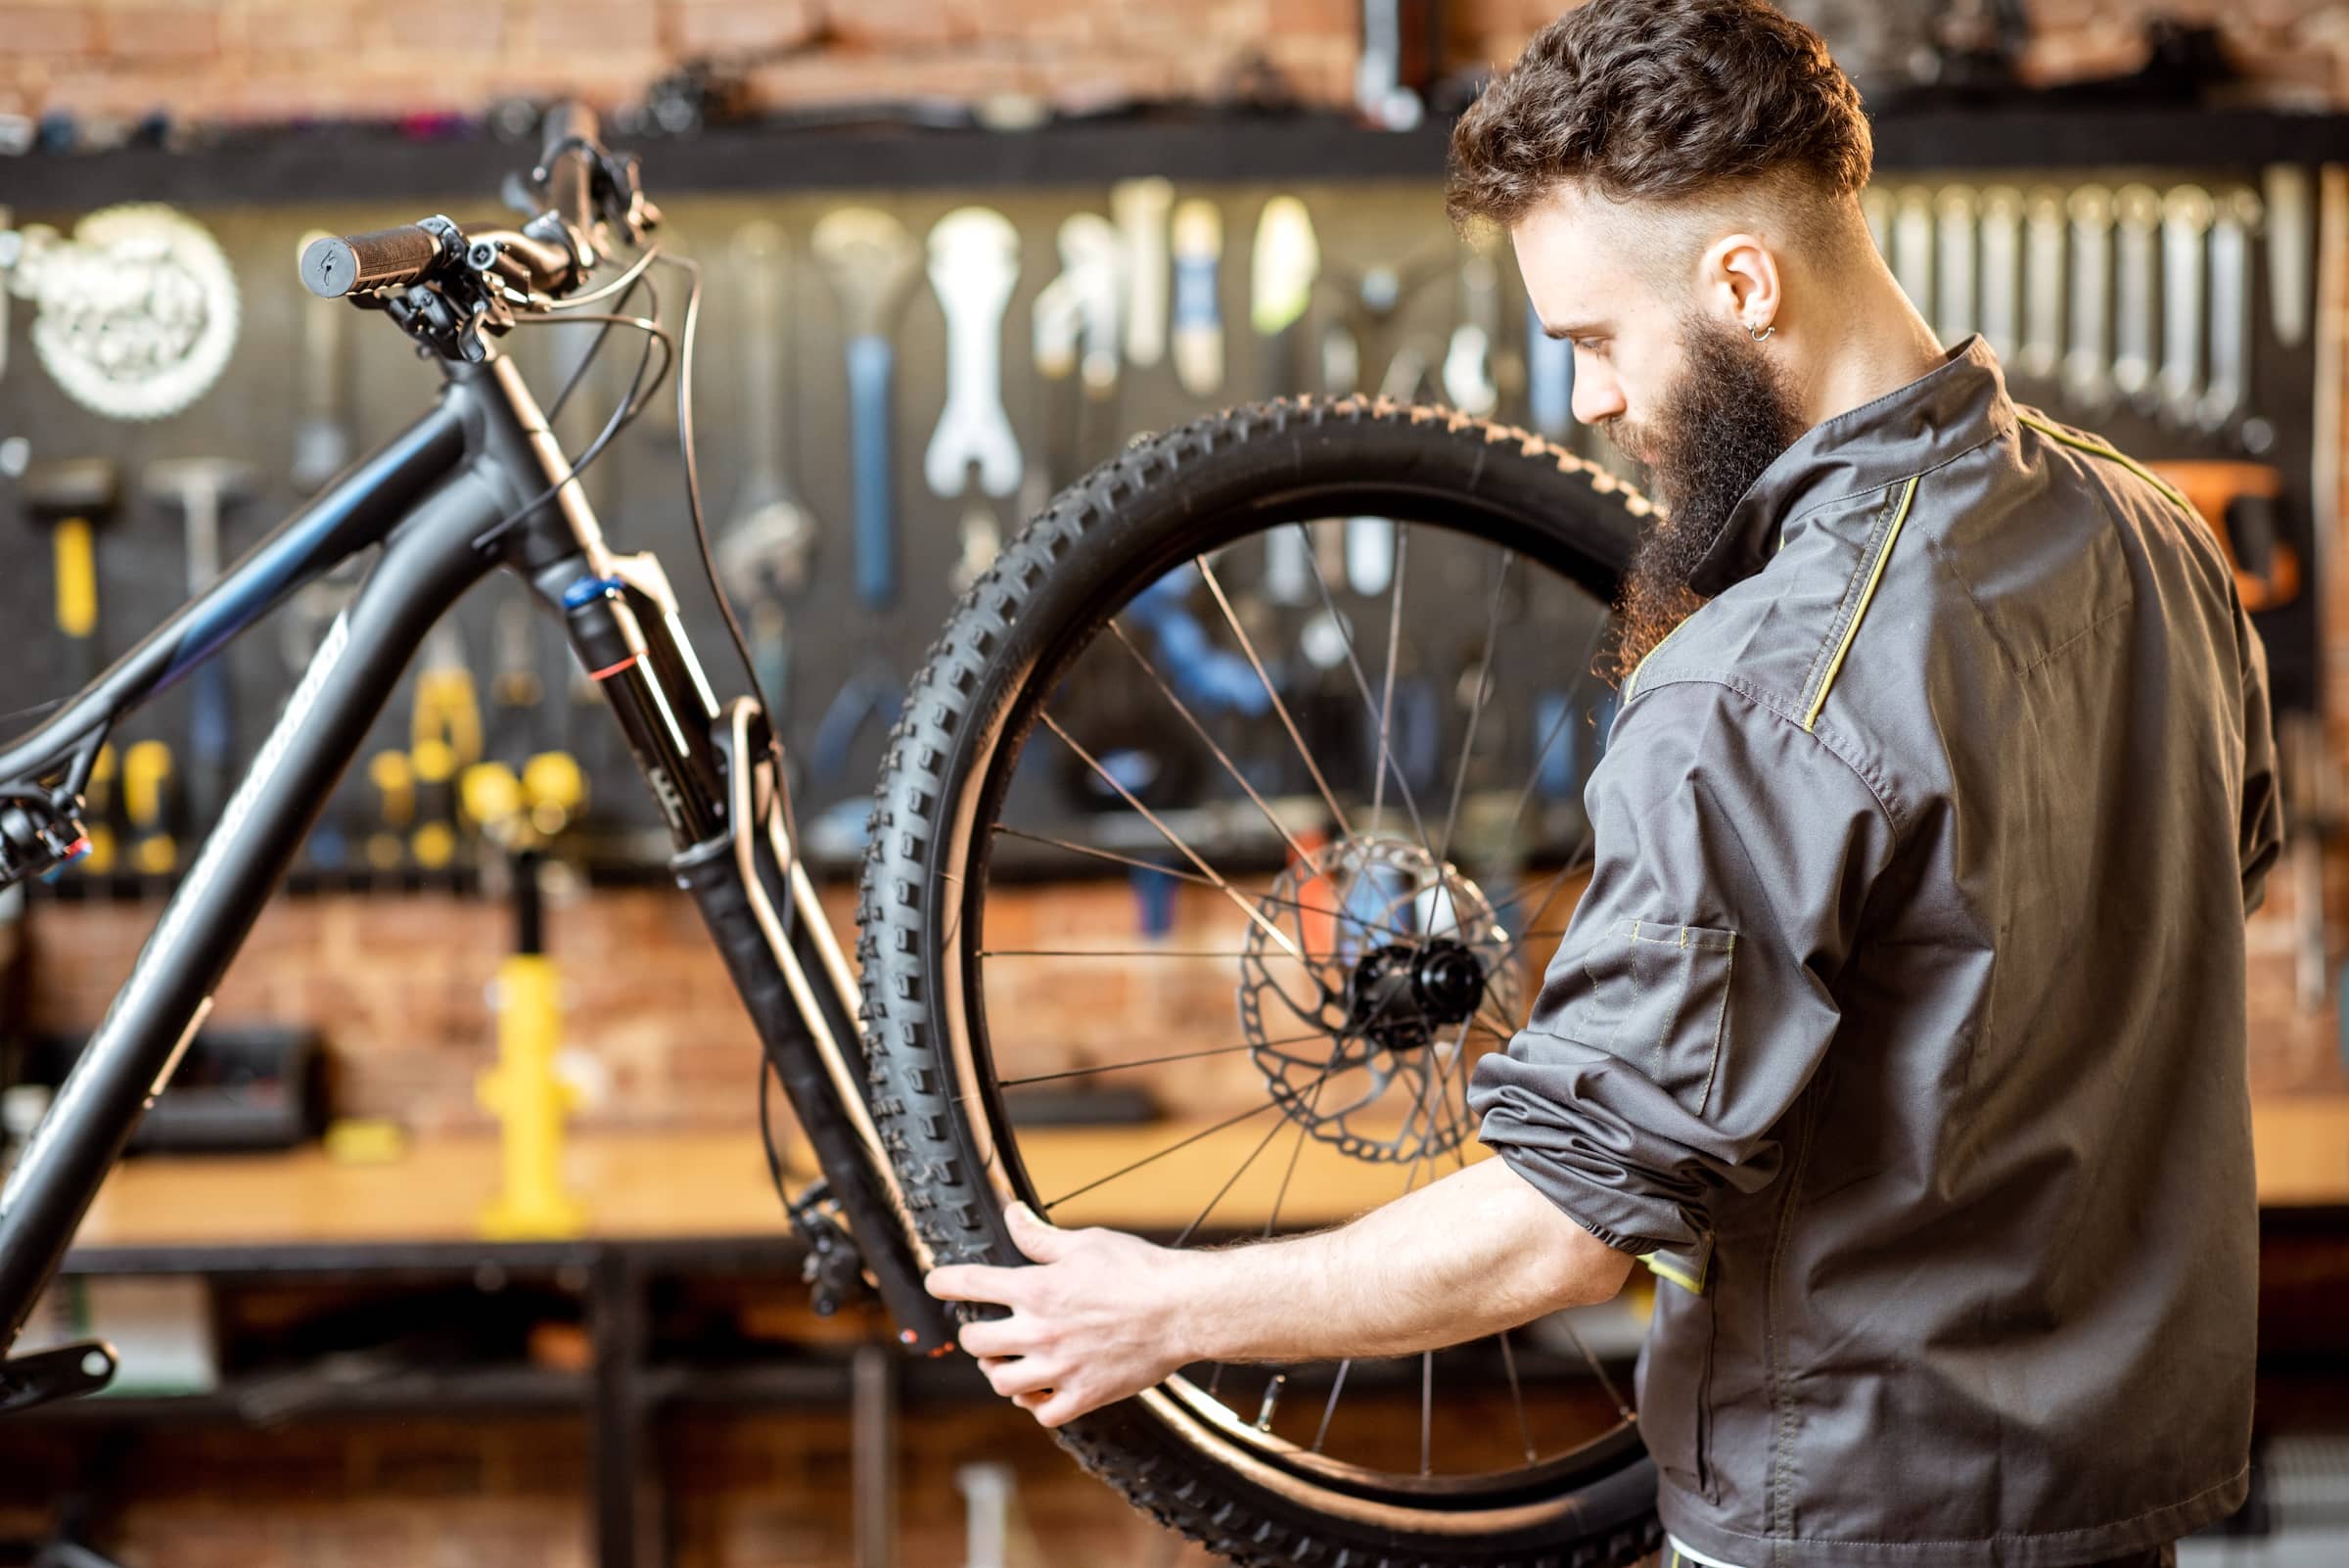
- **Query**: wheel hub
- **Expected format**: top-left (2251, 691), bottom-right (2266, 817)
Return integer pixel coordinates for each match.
top-left (1235, 833), bottom-right (1522, 1162)
top-left (1345, 939), bottom-right (1489, 1053)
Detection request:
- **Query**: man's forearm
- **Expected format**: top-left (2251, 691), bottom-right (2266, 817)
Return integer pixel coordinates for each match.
top-left (1173, 1153), bottom-right (1634, 1365)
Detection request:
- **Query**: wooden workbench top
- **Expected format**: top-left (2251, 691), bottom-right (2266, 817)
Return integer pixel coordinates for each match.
top-left (62, 1094), bottom-right (2349, 1254)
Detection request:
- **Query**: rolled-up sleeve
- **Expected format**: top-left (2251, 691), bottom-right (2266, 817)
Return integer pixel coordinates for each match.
top-left (1466, 677), bottom-right (1899, 1259)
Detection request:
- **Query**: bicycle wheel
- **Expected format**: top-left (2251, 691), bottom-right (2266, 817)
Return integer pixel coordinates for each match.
top-left (855, 395), bottom-right (1662, 1568)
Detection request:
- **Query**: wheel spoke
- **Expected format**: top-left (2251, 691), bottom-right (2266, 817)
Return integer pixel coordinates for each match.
top-left (993, 1033), bottom-right (1324, 1088)
top-left (1041, 711), bottom-right (1307, 965)
top-left (1435, 550), bottom-right (1515, 874)
top-left (1371, 524), bottom-right (1409, 833)
top-left (991, 824), bottom-right (1207, 883)
top-left (1193, 556), bottom-right (1353, 837)
top-left (1312, 1358), bottom-right (1352, 1454)
top-left (1494, 613), bottom-right (1612, 853)
top-left (1174, 1029), bottom-right (1356, 1249)
top-left (1497, 1328), bottom-right (1537, 1463)
top-left (1298, 521), bottom-right (1445, 870)
top-left (1106, 619), bottom-right (1319, 868)
top-left (1036, 1051), bottom-right (1345, 1213)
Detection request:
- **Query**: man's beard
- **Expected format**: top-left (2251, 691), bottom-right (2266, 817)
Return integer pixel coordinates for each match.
top-left (1600, 312), bottom-right (1810, 684)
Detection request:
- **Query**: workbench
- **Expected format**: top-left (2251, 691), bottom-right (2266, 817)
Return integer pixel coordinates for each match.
top-left (18, 1097), bottom-right (2349, 1568)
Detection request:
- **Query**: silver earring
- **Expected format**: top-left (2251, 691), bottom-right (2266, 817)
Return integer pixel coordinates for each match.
top-left (1749, 323), bottom-right (1775, 342)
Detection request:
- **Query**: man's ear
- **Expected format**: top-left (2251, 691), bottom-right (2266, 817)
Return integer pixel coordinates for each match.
top-left (1701, 232), bottom-right (1782, 336)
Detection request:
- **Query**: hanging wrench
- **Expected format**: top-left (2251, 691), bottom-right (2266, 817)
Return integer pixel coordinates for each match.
top-left (1170, 199), bottom-right (1224, 397)
top-left (811, 208), bottom-right (924, 613)
top-left (1892, 186), bottom-right (1934, 318)
top-left (1112, 177), bottom-right (1173, 371)
top-left (1934, 184), bottom-right (1976, 346)
top-left (718, 221), bottom-right (818, 604)
top-left (1060, 212), bottom-right (1126, 467)
top-left (2158, 185), bottom-right (2213, 429)
top-left (2020, 185), bottom-right (2066, 384)
top-left (923, 207), bottom-right (1023, 501)
top-left (1251, 197), bottom-right (1318, 607)
top-left (2200, 188), bottom-right (2267, 450)
top-left (2063, 185), bottom-right (2114, 412)
top-left (2110, 184), bottom-right (2159, 412)
top-left (1978, 186), bottom-right (2022, 366)
top-left (2263, 164), bottom-right (2311, 350)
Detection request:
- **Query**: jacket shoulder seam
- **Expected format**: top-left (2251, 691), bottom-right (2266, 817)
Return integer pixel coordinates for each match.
top-left (1621, 669), bottom-right (1910, 838)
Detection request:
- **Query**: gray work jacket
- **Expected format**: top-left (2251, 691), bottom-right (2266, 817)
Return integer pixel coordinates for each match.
top-left (1466, 335), bottom-right (2282, 1567)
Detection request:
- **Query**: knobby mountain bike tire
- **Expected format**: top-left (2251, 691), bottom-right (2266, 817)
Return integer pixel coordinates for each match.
top-left (854, 394), bottom-right (1663, 1568)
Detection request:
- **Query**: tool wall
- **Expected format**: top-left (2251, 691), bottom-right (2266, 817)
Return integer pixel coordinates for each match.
top-left (0, 156), bottom-right (2326, 897)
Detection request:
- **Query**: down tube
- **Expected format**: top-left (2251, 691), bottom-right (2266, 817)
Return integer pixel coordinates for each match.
top-left (0, 465), bottom-right (512, 1346)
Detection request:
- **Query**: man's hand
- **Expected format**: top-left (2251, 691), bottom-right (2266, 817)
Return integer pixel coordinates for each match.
top-left (923, 1201), bottom-right (1202, 1429)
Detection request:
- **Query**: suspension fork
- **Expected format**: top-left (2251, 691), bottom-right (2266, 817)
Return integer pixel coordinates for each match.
top-left (484, 356), bottom-right (957, 1357)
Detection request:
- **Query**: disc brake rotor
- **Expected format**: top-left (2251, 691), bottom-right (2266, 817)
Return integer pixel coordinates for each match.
top-left (1236, 833), bottom-right (1521, 1164)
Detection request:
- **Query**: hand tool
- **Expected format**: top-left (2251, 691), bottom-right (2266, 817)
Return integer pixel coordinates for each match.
top-left (1933, 184), bottom-right (1977, 346)
top-left (1355, 0), bottom-right (1430, 129)
top-left (2201, 188), bottom-right (2269, 454)
top-left (146, 458), bottom-right (254, 844)
top-left (2158, 184), bottom-right (2214, 429)
top-left (490, 593), bottom-right (547, 769)
top-left (2263, 164), bottom-right (2310, 349)
top-left (923, 208), bottom-right (1023, 502)
top-left (717, 220), bottom-right (818, 614)
top-left (1030, 265), bottom-right (1083, 495)
top-left (1251, 197), bottom-right (1319, 607)
top-left (2110, 183), bottom-right (2159, 411)
top-left (1891, 186), bottom-right (1934, 316)
top-left (1063, 213), bottom-right (1126, 466)
top-left (1978, 186), bottom-right (2022, 366)
top-left (2148, 460), bottom-right (2295, 612)
top-left (810, 208), bottom-right (925, 614)
top-left (1170, 199), bottom-right (1224, 397)
top-left (1441, 247), bottom-right (1500, 417)
top-left (1321, 322), bottom-right (1359, 394)
top-left (364, 750), bottom-right (414, 876)
top-left (2019, 185), bottom-right (2066, 384)
top-left (947, 491), bottom-right (1001, 596)
top-left (20, 458), bottom-right (116, 691)
top-left (121, 737), bottom-right (182, 877)
top-left (1111, 177), bottom-right (1174, 370)
top-left (2063, 185), bottom-right (2114, 411)
top-left (290, 228), bottom-right (354, 493)
top-left (407, 623), bottom-right (482, 873)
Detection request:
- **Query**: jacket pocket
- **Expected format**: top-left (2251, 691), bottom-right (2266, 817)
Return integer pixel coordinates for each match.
top-left (1636, 1278), bottom-right (1719, 1502)
top-left (1582, 918), bottom-right (1737, 1118)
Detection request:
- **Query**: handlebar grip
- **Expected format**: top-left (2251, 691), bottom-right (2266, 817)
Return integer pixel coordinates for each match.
top-left (299, 226), bottom-right (442, 299)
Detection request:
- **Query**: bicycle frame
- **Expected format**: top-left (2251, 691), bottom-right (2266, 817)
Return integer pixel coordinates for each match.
top-left (0, 347), bottom-right (956, 1368)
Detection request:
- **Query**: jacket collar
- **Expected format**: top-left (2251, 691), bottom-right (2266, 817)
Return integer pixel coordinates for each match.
top-left (1684, 333), bottom-right (2015, 597)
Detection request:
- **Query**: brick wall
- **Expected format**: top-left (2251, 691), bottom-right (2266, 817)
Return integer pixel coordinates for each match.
top-left (10, 0), bottom-right (2349, 125)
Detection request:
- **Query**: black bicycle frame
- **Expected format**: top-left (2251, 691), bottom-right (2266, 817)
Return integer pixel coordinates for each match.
top-left (0, 349), bottom-right (956, 1361)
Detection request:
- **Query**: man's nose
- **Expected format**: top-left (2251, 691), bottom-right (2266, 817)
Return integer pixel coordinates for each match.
top-left (1571, 368), bottom-right (1624, 426)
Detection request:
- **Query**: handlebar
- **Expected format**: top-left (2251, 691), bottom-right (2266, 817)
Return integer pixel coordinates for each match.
top-left (296, 102), bottom-right (653, 314)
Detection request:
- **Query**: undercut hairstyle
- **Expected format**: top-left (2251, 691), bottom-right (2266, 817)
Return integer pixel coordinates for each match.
top-left (1448, 0), bottom-right (1873, 268)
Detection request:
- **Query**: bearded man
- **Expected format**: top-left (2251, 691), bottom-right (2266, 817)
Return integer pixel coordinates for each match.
top-left (926, 4), bottom-right (2281, 1564)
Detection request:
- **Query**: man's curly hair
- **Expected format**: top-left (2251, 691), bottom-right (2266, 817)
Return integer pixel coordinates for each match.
top-left (1448, 0), bottom-right (1872, 235)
